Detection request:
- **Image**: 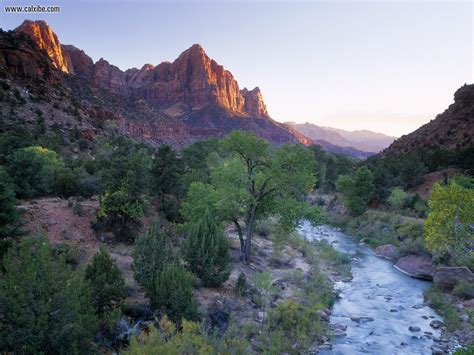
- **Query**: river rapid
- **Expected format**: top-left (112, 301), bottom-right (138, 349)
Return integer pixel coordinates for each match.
top-left (300, 222), bottom-right (446, 355)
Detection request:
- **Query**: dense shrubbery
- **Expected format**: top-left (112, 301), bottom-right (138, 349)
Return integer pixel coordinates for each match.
top-left (310, 144), bottom-right (356, 192)
top-left (329, 209), bottom-right (426, 252)
top-left (424, 287), bottom-right (460, 331)
top-left (0, 235), bottom-right (98, 353)
top-left (0, 168), bottom-right (22, 260)
top-left (133, 222), bottom-right (198, 323)
top-left (336, 166), bottom-right (374, 216)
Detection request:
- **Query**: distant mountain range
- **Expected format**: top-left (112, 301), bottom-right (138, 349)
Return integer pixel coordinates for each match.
top-left (286, 122), bottom-right (396, 153)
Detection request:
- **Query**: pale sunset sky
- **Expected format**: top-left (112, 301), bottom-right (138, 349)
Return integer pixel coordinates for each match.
top-left (1, 0), bottom-right (472, 137)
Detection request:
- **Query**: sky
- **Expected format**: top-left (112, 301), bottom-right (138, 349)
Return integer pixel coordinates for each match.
top-left (1, 0), bottom-right (472, 137)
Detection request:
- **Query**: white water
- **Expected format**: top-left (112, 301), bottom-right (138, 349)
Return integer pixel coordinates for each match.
top-left (300, 222), bottom-right (445, 355)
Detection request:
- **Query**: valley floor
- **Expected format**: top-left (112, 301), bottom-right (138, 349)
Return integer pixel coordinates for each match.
top-left (19, 197), bottom-right (346, 353)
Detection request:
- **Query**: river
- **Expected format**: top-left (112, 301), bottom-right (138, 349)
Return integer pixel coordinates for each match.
top-left (300, 222), bottom-right (446, 355)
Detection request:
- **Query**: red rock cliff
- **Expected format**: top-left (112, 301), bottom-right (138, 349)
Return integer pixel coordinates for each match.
top-left (16, 21), bottom-right (272, 119)
top-left (15, 20), bottom-right (74, 74)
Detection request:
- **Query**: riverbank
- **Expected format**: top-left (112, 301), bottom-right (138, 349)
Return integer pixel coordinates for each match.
top-left (315, 193), bottom-right (474, 352)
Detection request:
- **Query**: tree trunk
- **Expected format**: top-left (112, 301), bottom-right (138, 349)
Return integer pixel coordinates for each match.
top-left (243, 205), bottom-right (257, 264)
top-left (233, 219), bottom-right (245, 261)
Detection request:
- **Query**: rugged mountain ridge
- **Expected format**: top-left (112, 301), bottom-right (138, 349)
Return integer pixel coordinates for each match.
top-left (16, 20), bottom-right (269, 119)
top-left (382, 84), bottom-right (474, 155)
top-left (0, 21), bottom-right (312, 147)
top-left (7, 19), bottom-right (317, 148)
top-left (287, 122), bottom-right (395, 153)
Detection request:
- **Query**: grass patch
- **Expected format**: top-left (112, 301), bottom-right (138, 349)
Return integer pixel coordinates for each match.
top-left (315, 240), bottom-right (351, 278)
top-left (328, 209), bottom-right (426, 254)
top-left (424, 286), bottom-right (460, 332)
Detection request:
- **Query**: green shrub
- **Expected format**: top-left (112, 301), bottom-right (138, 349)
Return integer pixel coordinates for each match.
top-left (424, 287), bottom-right (460, 331)
top-left (387, 187), bottom-right (410, 210)
top-left (0, 235), bottom-right (98, 353)
top-left (132, 221), bottom-right (172, 292)
top-left (72, 201), bottom-right (84, 216)
top-left (260, 300), bottom-right (326, 353)
top-left (52, 243), bottom-right (80, 266)
top-left (55, 168), bottom-right (79, 197)
top-left (85, 247), bottom-right (127, 317)
top-left (454, 345), bottom-right (474, 355)
top-left (303, 266), bottom-right (337, 309)
top-left (181, 209), bottom-right (231, 287)
top-left (151, 263), bottom-right (198, 324)
top-left (97, 184), bottom-right (146, 241)
top-left (453, 281), bottom-right (474, 299)
top-left (126, 317), bottom-right (216, 354)
top-left (0, 167), bottom-right (22, 259)
top-left (255, 217), bottom-right (276, 237)
top-left (317, 241), bottom-right (351, 278)
top-left (235, 272), bottom-right (247, 296)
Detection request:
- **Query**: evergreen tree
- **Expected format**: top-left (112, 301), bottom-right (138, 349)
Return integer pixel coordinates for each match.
top-left (0, 167), bottom-right (22, 259)
top-left (0, 235), bottom-right (98, 353)
top-left (85, 247), bottom-right (127, 317)
top-left (132, 221), bottom-right (172, 291)
top-left (151, 145), bottom-right (182, 200)
top-left (151, 262), bottom-right (198, 324)
top-left (181, 209), bottom-right (231, 287)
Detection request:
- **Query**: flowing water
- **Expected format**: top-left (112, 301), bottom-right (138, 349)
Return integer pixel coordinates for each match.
top-left (300, 222), bottom-right (445, 355)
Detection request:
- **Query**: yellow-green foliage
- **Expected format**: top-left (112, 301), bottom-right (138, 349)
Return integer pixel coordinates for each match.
top-left (126, 317), bottom-right (215, 354)
top-left (258, 300), bottom-right (326, 353)
top-left (424, 182), bottom-right (474, 259)
top-left (387, 187), bottom-right (410, 210)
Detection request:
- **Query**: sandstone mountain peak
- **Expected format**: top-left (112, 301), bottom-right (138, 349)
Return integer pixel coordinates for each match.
top-left (6, 20), bottom-right (309, 147)
top-left (15, 21), bottom-right (271, 119)
top-left (15, 19), bottom-right (74, 74)
top-left (141, 63), bottom-right (155, 70)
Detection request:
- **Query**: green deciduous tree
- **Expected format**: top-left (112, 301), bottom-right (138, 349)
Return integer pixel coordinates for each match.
top-left (8, 146), bottom-right (63, 198)
top-left (97, 184), bottom-right (146, 241)
top-left (151, 263), bottom-right (198, 324)
top-left (0, 235), bottom-right (98, 353)
top-left (424, 182), bottom-right (474, 261)
top-left (85, 247), bottom-right (127, 317)
top-left (181, 131), bottom-right (323, 263)
top-left (181, 209), bottom-right (231, 287)
top-left (336, 166), bottom-right (374, 216)
top-left (95, 136), bottom-right (152, 240)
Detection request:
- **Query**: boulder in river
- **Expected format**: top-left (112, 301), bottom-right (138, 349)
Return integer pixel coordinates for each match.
top-left (433, 266), bottom-right (474, 290)
top-left (374, 244), bottom-right (400, 260)
top-left (409, 325), bottom-right (421, 332)
top-left (394, 255), bottom-right (435, 280)
top-left (430, 320), bottom-right (444, 329)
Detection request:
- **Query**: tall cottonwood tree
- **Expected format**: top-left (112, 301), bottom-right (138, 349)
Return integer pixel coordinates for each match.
top-left (181, 131), bottom-right (323, 263)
